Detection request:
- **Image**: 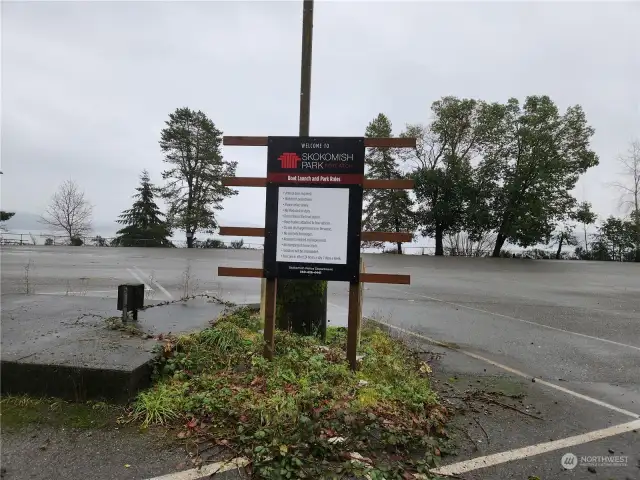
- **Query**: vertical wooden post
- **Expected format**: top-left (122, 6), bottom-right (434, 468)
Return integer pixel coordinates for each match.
top-left (275, 0), bottom-right (328, 339)
top-left (259, 278), bottom-right (266, 322)
top-left (347, 281), bottom-right (361, 371)
top-left (299, 0), bottom-right (314, 137)
top-left (358, 258), bottom-right (364, 347)
top-left (263, 278), bottom-right (277, 360)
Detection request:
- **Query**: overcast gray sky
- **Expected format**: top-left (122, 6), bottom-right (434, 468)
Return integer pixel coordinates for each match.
top-left (2, 0), bottom-right (639, 239)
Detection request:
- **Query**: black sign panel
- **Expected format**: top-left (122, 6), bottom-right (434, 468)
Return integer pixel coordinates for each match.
top-left (263, 137), bottom-right (365, 282)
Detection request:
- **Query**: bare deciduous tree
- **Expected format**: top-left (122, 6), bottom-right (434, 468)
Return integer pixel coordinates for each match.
top-left (611, 140), bottom-right (640, 261)
top-left (612, 140), bottom-right (640, 215)
top-left (41, 180), bottom-right (93, 241)
top-left (445, 231), bottom-right (496, 257)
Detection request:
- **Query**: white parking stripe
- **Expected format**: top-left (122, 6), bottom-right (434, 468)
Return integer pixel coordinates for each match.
top-left (369, 317), bottom-right (640, 419)
top-left (146, 456), bottom-right (249, 480)
top-left (36, 290), bottom-right (114, 295)
top-left (385, 286), bottom-right (640, 352)
top-left (133, 266), bottom-right (173, 300)
top-left (330, 300), bottom-right (640, 418)
top-left (126, 268), bottom-right (153, 291)
top-left (431, 419), bottom-right (640, 476)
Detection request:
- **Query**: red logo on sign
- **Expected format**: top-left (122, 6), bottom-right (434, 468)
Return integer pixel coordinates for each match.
top-left (278, 152), bottom-right (301, 169)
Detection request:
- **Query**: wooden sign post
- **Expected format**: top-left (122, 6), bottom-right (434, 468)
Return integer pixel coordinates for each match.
top-left (219, 135), bottom-right (414, 370)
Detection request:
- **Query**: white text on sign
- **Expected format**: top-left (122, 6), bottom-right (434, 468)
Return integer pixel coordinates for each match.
top-left (287, 175), bottom-right (344, 183)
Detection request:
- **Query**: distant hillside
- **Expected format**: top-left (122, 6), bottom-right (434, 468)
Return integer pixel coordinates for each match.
top-left (2, 212), bottom-right (43, 231)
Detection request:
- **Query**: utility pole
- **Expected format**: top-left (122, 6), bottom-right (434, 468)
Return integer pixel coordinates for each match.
top-left (299, 0), bottom-right (314, 138)
top-left (276, 0), bottom-right (328, 337)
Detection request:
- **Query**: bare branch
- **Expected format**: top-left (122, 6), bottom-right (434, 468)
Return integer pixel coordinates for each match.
top-left (611, 139), bottom-right (640, 216)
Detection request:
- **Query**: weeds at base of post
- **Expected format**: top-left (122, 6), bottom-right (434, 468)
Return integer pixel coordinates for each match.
top-left (104, 316), bottom-right (146, 337)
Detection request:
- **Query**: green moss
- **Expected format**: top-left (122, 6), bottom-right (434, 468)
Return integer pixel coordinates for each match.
top-left (0, 396), bottom-right (120, 430)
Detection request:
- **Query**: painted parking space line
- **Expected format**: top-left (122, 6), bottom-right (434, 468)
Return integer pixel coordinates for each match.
top-left (35, 290), bottom-right (114, 296)
top-left (368, 317), bottom-right (640, 419)
top-left (385, 286), bottom-right (640, 352)
top-left (146, 456), bottom-right (249, 480)
top-left (133, 265), bottom-right (173, 300)
top-left (126, 268), bottom-right (153, 292)
top-left (431, 418), bottom-right (640, 476)
top-left (331, 300), bottom-right (640, 418)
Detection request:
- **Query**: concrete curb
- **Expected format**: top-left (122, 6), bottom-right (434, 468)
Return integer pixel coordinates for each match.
top-left (0, 359), bottom-right (153, 403)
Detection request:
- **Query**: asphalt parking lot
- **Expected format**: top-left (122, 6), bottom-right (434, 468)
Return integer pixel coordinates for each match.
top-left (1, 246), bottom-right (639, 479)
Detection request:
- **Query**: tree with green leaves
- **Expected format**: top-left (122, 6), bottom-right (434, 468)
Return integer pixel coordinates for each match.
top-left (363, 114), bottom-right (415, 254)
top-left (404, 97), bottom-right (480, 255)
top-left (591, 216), bottom-right (635, 261)
top-left (160, 107), bottom-right (238, 248)
top-left (573, 201), bottom-right (597, 255)
top-left (115, 170), bottom-right (172, 247)
top-left (0, 211), bottom-right (15, 232)
top-left (475, 96), bottom-right (599, 257)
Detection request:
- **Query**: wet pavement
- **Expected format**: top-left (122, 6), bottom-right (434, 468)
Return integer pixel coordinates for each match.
top-left (1, 246), bottom-right (639, 478)
top-left (0, 293), bottom-right (229, 400)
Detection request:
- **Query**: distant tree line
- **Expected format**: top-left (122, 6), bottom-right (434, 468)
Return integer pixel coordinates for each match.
top-left (29, 102), bottom-right (638, 262)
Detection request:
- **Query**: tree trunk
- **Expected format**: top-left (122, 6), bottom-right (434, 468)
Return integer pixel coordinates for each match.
top-left (583, 224), bottom-right (588, 255)
top-left (186, 232), bottom-right (194, 248)
top-left (635, 213), bottom-right (640, 262)
top-left (434, 225), bottom-right (444, 256)
top-left (396, 242), bottom-right (402, 254)
top-left (555, 238), bottom-right (564, 259)
top-left (492, 233), bottom-right (507, 257)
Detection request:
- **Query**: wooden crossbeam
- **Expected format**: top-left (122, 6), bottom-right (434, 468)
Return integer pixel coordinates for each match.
top-left (223, 136), bottom-right (416, 148)
top-left (359, 273), bottom-right (410, 285)
top-left (222, 177), bottom-right (414, 189)
top-left (217, 267), bottom-right (410, 285)
top-left (218, 267), bottom-right (263, 278)
top-left (219, 227), bottom-right (412, 243)
top-left (220, 227), bottom-right (265, 237)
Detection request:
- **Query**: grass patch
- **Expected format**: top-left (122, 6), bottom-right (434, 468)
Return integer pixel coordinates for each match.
top-left (0, 395), bottom-right (121, 430)
top-left (129, 307), bottom-right (452, 479)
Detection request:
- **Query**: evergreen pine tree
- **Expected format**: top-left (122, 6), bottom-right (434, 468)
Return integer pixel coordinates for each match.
top-left (363, 113), bottom-right (415, 253)
top-left (160, 107), bottom-right (237, 248)
top-left (115, 170), bottom-right (172, 247)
